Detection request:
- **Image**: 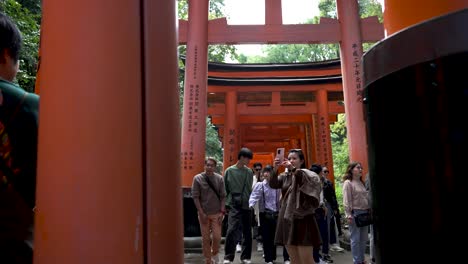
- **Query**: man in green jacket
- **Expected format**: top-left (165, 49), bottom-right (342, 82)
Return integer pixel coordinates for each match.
top-left (0, 12), bottom-right (40, 264)
top-left (223, 147), bottom-right (254, 264)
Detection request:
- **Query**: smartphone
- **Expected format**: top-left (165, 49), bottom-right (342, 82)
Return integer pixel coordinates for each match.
top-left (276, 147), bottom-right (285, 162)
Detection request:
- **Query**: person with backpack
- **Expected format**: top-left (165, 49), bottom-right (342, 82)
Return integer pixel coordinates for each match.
top-left (0, 12), bottom-right (39, 264)
top-left (192, 157), bottom-right (226, 264)
top-left (223, 148), bottom-right (254, 264)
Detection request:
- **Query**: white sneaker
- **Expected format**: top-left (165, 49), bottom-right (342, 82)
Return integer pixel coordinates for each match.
top-left (330, 244), bottom-right (345, 252)
top-left (222, 260), bottom-right (231, 264)
top-left (236, 244), bottom-right (242, 253)
top-left (257, 242), bottom-right (263, 252)
top-left (266, 262), bottom-right (274, 264)
top-left (319, 259), bottom-right (328, 264)
top-left (284, 261), bottom-right (291, 264)
top-left (211, 254), bottom-right (219, 264)
top-left (241, 260), bottom-right (252, 264)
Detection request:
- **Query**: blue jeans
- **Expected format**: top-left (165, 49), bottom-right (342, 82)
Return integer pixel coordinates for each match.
top-left (349, 209), bottom-right (369, 263)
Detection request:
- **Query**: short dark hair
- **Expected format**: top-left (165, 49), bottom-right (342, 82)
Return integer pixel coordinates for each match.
top-left (310, 163), bottom-right (322, 174)
top-left (205, 157), bottom-right (217, 166)
top-left (237, 147), bottom-right (253, 160)
top-left (262, 165), bottom-right (273, 174)
top-left (253, 162), bottom-right (262, 168)
top-left (0, 12), bottom-right (22, 62)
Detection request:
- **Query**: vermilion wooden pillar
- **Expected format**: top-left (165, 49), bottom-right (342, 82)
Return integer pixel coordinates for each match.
top-left (181, 0), bottom-right (209, 187)
top-left (144, 0), bottom-right (183, 263)
top-left (265, 0), bottom-right (282, 25)
top-left (316, 89), bottom-right (335, 183)
top-left (336, 0), bottom-right (368, 175)
top-left (223, 91), bottom-right (237, 169)
top-left (35, 0), bottom-right (182, 263)
top-left (383, 0), bottom-right (468, 35)
top-left (305, 123), bottom-right (315, 167)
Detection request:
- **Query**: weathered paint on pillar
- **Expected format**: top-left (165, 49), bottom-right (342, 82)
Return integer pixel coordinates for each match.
top-left (223, 91), bottom-right (237, 169)
top-left (383, 0), bottom-right (468, 36)
top-left (144, 0), bottom-right (183, 263)
top-left (316, 89), bottom-right (335, 183)
top-left (336, 0), bottom-right (368, 175)
top-left (181, 0), bottom-right (209, 187)
top-left (35, 0), bottom-right (145, 262)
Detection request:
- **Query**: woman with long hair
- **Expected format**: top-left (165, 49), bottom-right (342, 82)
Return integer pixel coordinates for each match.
top-left (271, 149), bottom-right (322, 264)
top-left (342, 162), bottom-right (370, 264)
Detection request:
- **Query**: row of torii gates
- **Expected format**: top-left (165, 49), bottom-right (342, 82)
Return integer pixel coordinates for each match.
top-left (34, 0), bottom-right (467, 263)
top-left (179, 0), bottom-right (382, 186)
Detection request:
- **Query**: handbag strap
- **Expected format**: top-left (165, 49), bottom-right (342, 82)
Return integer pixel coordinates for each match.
top-left (239, 168), bottom-right (248, 196)
top-left (262, 183), bottom-right (265, 211)
top-left (203, 173), bottom-right (220, 201)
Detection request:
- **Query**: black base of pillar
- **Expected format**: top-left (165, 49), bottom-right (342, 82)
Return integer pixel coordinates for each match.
top-left (183, 187), bottom-right (201, 237)
top-left (364, 10), bottom-right (468, 264)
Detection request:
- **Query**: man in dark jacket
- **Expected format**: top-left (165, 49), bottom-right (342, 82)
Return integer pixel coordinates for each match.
top-left (0, 12), bottom-right (40, 264)
top-left (322, 166), bottom-right (344, 253)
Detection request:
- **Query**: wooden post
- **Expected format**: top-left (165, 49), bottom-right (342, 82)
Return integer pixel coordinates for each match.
top-left (181, 0), bottom-right (209, 187)
top-left (35, 0), bottom-right (182, 263)
top-left (316, 89), bottom-right (335, 183)
top-left (336, 0), bottom-right (368, 175)
top-left (223, 91), bottom-right (237, 169)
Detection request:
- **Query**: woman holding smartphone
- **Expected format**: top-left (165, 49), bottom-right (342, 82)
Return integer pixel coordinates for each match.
top-left (270, 149), bottom-right (322, 264)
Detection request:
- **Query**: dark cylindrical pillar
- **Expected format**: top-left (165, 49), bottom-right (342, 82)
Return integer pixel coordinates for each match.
top-left (363, 9), bottom-right (468, 264)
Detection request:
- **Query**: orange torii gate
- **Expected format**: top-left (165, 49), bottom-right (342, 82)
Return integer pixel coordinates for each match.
top-left (205, 59), bottom-right (345, 184)
top-left (179, 0), bottom-right (384, 188)
top-left (32, 0), bottom-right (468, 263)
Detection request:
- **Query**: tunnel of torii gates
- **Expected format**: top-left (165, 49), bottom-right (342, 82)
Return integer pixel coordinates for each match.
top-left (200, 59), bottom-right (345, 183)
top-left (33, 0), bottom-right (468, 263)
top-left (180, 0), bottom-right (384, 190)
top-left (179, 0), bottom-right (384, 237)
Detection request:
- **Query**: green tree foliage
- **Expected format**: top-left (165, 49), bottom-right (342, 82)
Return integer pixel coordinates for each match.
top-left (0, 0), bottom-right (41, 92)
top-left (330, 114), bottom-right (349, 212)
top-left (248, 43), bottom-right (340, 63)
top-left (205, 117), bottom-right (223, 172)
top-left (15, 0), bottom-right (41, 17)
top-left (331, 114), bottom-right (349, 181)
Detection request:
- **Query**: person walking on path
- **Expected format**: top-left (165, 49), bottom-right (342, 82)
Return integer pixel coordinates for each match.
top-left (223, 148), bottom-right (254, 264)
top-left (192, 158), bottom-right (226, 264)
top-left (322, 166), bottom-right (344, 253)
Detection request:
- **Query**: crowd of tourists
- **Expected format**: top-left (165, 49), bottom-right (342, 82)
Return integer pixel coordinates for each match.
top-left (192, 147), bottom-right (374, 264)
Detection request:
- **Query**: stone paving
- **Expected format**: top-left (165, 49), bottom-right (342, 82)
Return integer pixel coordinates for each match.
top-left (184, 240), bottom-right (369, 264)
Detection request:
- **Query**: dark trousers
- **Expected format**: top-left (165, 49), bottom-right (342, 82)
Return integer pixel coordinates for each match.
top-left (329, 214), bottom-right (337, 244)
top-left (224, 207), bottom-right (252, 261)
top-left (260, 212), bottom-right (290, 262)
top-left (313, 209), bottom-right (329, 262)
